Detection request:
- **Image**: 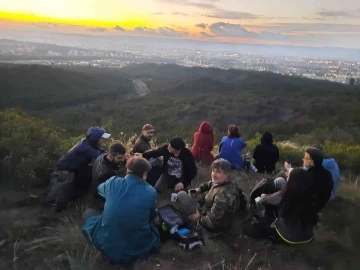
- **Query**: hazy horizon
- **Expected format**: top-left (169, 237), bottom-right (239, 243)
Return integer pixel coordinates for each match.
top-left (1, 0), bottom-right (360, 51)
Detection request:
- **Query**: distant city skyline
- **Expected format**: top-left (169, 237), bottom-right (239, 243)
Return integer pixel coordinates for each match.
top-left (1, 0), bottom-right (360, 49)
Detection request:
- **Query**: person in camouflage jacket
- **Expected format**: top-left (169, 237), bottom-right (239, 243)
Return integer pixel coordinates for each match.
top-left (177, 158), bottom-right (239, 233)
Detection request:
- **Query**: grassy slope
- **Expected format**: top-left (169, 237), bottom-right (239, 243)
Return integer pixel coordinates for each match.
top-left (0, 166), bottom-right (359, 270)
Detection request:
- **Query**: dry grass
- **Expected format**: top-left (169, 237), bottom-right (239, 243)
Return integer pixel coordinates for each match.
top-left (1, 135), bottom-right (360, 269)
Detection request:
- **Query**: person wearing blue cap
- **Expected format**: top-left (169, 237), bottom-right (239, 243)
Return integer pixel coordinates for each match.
top-left (55, 127), bottom-right (110, 194)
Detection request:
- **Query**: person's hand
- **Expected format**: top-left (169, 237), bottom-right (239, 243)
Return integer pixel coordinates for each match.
top-left (284, 161), bottom-right (292, 171)
top-left (260, 193), bottom-right (267, 199)
top-left (174, 182), bottom-right (184, 192)
top-left (125, 153), bottom-right (131, 159)
top-left (188, 188), bottom-right (201, 196)
top-left (188, 210), bottom-right (200, 225)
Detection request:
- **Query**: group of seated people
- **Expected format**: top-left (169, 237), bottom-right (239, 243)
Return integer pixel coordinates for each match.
top-left (51, 123), bottom-right (340, 265)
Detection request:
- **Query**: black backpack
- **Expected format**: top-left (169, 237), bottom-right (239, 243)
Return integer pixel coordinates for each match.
top-left (249, 178), bottom-right (276, 210)
top-left (157, 204), bottom-right (205, 250)
top-left (237, 187), bottom-right (248, 211)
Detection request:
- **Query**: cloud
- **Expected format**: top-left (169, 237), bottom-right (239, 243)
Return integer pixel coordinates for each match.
top-left (204, 10), bottom-right (261, 20)
top-left (200, 31), bottom-right (213, 38)
top-left (114, 25), bottom-right (125, 31)
top-left (257, 23), bottom-right (360, 34)
top-left (131, 26), bottom-right (188, 38)
top-left (195, 23), bottom-right (207, 29)
top-left (172, 12), bottom-right (190, 16)
top-left (209, 22), bottom-right (254, 38)
top-left (316, 11), bottom-right (356, 18)
top-left (208, 22), bottom-right (290, 41)
top-left (158, 0), bottom-right (216, 9)
top-left (89, 27), bottom-right (107, 32)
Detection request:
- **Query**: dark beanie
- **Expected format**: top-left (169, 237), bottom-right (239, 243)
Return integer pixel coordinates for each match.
top-left (169, 137), bottom-right (186, 150)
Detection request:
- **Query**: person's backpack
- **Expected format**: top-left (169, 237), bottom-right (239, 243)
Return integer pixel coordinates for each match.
top-left (157, 204), bottom-right (205, 250)
top-left (43, 171), bottom-right (76, 212)
top-left (237, 187), bottom-right (248, 211)
top-left (249, 178), bottom-right (276, 210)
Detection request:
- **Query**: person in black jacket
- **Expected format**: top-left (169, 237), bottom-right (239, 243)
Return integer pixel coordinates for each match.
top-left (303, 147), bottom-right (333, 213)
top-left (253, 132), bottom-right (279, 174)
top-left (140, 137), bottom-right (197, 193)
top-left (91, 141), bottom-right (127, 198)
top-left (132, 124), bottom-right (155, 154)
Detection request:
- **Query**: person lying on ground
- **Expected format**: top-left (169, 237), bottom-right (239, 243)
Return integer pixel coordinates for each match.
top-left (176, 159), bottom-right (240, 233)
top-left (82, 157), bottom-right (160, 265)
top-left (139, 137), bottom-right (197, 193)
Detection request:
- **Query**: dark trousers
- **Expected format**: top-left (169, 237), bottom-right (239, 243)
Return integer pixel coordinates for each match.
top-left (154, 173), bottom-right (182, 193)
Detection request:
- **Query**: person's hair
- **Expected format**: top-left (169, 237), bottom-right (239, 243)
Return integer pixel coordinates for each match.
top-left (109, 141), bottom-right (126, 156)
top-left (211, 158), bottom-right (232, 174)
top-left (305, 147), bottom-right (323, 166)
top-left (227, 125), bottom-right (240, 138)
top-left (261, 132), bottom-right (273, 144)
top-left (126, 157), bottom-right (152, 178)
top-left (279, 168), bottom-right (318, 227)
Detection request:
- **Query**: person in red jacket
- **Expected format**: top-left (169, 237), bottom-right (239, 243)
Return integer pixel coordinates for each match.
top-left (191, 121), bottom-right (215, 163)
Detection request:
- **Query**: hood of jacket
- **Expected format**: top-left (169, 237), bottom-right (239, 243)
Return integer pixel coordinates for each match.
top-left (198, 121), bottom-right (213, 134)
top-left (261, 132), bottom-right (273, 145)
top-left (322, 158), bottom-right (338, 171)
top-left (86, 126), bottom-right (107, 146)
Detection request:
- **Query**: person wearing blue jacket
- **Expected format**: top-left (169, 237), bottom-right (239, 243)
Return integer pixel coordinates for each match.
top-left (55, 126), bottom-right (110, 193)
top-left (82, 157), bottom-right (160, 265)
top-left (217, 125), bottom-right (247, 169)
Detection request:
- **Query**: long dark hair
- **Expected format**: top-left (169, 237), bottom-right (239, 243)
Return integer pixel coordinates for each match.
top-left (279, 168), bottom-right (318, 227)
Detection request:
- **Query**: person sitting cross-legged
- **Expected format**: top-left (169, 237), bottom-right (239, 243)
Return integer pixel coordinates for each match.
top-left (141, 137), bottom-right (197, 193)
top-left (82, 157), bottom-right (160, 266)
top-left (177, 159), bottom-right (240, 233)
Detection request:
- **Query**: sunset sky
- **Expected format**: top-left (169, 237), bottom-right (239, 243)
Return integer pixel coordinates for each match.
top-left (1, 0), bottom-right (360, 48)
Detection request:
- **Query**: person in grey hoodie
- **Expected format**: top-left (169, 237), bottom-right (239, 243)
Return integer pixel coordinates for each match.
top-left (314, 145), bottom-right (341, 200)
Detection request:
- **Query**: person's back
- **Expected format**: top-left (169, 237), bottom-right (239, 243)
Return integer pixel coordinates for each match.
top-left (322, 158), bottom-right (340, 200)
top-left (219, 137), bottom-right (246, 169)
top-left (253, 132), bottom-right (279, 174)
top-left (56, 127), bottom-right (109, 172)
top-left (191, 121), bottom-right (214, 163)
top-left (307, 166), bottom-right (333, 212)
top-left (83, 158), bottom-right (160, 265)
top-left (275, 168), bottom-right (318, 244)
top-left (218, 125), bottom-right (246, 169)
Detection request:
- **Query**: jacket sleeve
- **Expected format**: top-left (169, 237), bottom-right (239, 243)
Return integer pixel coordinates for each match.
top-left (97, 177), bottom-right (116, 198)
top-left (81, 144), bottom-right (103, 160)
top-left (260, 191), bottom-right (282, 206)
top-left (142, 145), bottom-right (168, 159)
top-left (198, 181), bottom-right (211, 193)
top-left (181, 151), bottom-right (197, 187)
top-left (199, 192), bottom-right (230, 232)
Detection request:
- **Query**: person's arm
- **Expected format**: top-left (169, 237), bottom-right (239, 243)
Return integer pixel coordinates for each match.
top-left (199, 192), bottom-right (230, 232)
top-left (260, 191), bottom-right (282, 206)
top-left (81, 143), bottom-right (103, 160)
top-left (142, 145), bottom-right (168, 159)
top-left (198, 181), bottom-right (212, 193)
top-left (97, 177), bottom-right (116, 198)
